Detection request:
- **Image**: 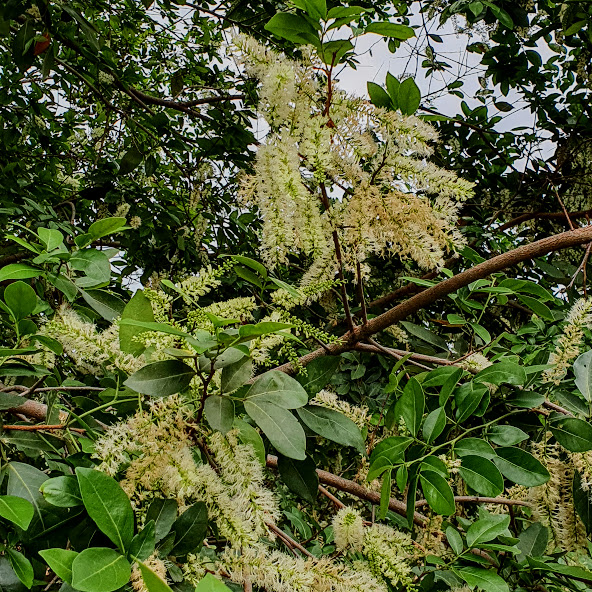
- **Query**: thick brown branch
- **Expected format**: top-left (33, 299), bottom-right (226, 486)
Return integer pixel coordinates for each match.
top-left (272, 226), bottom-right (592, 375)
top-left (496, 209), bottom-right (592, 233)
top-left (1, 424), bottom-right (85, 434)
top-left (355, 342), bottom-right (452, 368)
top-left (266, 455), bottom-right (426, 526)
top-left (415, 495), bottom-right (531, 508)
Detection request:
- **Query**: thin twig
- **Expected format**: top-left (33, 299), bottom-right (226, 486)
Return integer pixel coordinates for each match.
top-left (318, 485), bottom-right (345, 509)
top-left (266, 522), bottom-right (314, 558)
top-left (415, 496), bottom-right (531, 508)
top-left (267, 455), bottom-right (427, 526)
top-left (356, 262), bottom-right (368, 325)
top-left (1, 424), bottom-right (86, 434)
top-left (319, 182), bottom-right (355, 333)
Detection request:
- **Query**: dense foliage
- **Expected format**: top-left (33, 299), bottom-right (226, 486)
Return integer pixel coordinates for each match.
top-left (2, 1), bottom-right (592, 592)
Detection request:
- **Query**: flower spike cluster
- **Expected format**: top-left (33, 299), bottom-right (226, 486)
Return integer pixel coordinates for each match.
top-left (234, 35), bottom-right (473, 285)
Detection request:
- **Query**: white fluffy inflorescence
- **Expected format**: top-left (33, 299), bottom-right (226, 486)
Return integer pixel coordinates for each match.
top-left (543, 298), bottom-right (592, 384)
top-left (42, 305), bottom-right (144, 375)
top-left (332, 507), bottom-right (365, 551)
top-left (233, 35), bottom-right (473, 285)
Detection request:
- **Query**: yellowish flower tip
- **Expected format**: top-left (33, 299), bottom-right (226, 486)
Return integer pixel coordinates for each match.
top-left (232, 35), bottom-right (472, 277)
top-left (530, 439), bottom-right (588, 553)
top-left (332, 507), bottom-right (364, 552)
top-left (221, 545), bottom-right (388, 592)
top-left (543, 297), bottom-right (592, 384)
top-left (131, 554), bottom-right (167, 592)
top-left (310, 390), bottom-right (369, 430)
top-left (42, 305), bottom-right (144, 375)
top-left (362, 524), bottom-right (415, 590)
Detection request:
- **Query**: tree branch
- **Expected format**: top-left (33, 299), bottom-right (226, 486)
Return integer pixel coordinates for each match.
top-left (495, 209), bottom-right (592, 233)
top-left (415, 495), bottom-right (531, 508)
top-left (272, 225), bottom-right (592, 375)
top-left (266, 455), bottom-right (427, 526)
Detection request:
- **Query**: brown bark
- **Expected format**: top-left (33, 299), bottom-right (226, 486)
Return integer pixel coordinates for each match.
top-left (266, 454), bottom-right (427, 526)
top-left (273, 225), bottom-right (592, 375)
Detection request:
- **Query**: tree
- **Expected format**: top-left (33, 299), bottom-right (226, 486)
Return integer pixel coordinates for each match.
top-left (2, 1), bottom-right (592, 591)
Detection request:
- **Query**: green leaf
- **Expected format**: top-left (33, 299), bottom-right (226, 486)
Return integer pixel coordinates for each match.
top-left (474, 361), bottom-right (526, 386)
top-left (38, 227), bottom-right (64, 251)
top-left (400, 321), bottom-right (447, 350)
top-left (506, 390), bottom-right (545, 408)
top-left (6, 462), bottom-right (48, 531)
top-left (574, 349), bottom-right (592, 402)
top-left (80, 290), bottom-right (125, 321)
top-left (88, 217), bottom-right (127, 240)
top-left (517, 522), bottom-right (548, 558)
top-left (194, 574), bottom-right (233, 592)
top-left (124, 360), bottom-right (195, 397)
top-left (145, 498), bottom-right (177, 543)
top-left (244, 399), bottom-right (306, 460)
top-left (385, 72), bottom-right (400, 108)
top-left (119, 146), bottom-right (144, 174)
top-left (455, 438), bottom-right (497, 459)
top-left (486, 3), bottom-right (513, 29)
top-left (296, 405), bottom-right (365, 453)
top-left (397, 77), bottom-right (421, 115)
top-left (574, 471), bottom-right (592, 534)
top-left (295, 356), bottom-right (341, 397)
top-left (48, 272), bottom-right (78, 301)
top-left (516, 294), bottom-right (553, 320)
top-left (365, 22), bottom-right (415, 39)
top-left (135, 560), bottom-right (174, 592)
top-left (71, 548), bottom-right (131, 592)
top-left (370, 436), bottom-right (413, 465)
top-left (319, 39), bottom-right (353, 65)
top-left (0, 264), bottom-right (41, 282)
top-left (204, 396), bottom-right (235, 433)
top-left (440, 367), bottom-right (463, 405)
top-left (423, 407), bottom-right (446, 444)
top-left (446, 526), bottom-right (464, 555)
top-left (301, 0), bottom-right (327, 20)
top-left (238, 322), bottom-right (294, 340)
top-left (7, 549), bottom-right (33, 589)
top-left (278, 455), bottom-right (319, 502)
top-left (367, 81), bottom-right (392, 108)
top-left (379, 468), bottom-right (392, 519)
top-left (551, 417), bottom-right (592, 452)
top-left (4, 281), bottom-right (37, 321)
top-left (71, 250), bottom-right (111, 287)
top-left (0, 495), bottom-right (34, 529)
top-left (76, 468), bottom-right (134, 553)
top-left (221, 356), bottom-right (252, 394)
top-left (396, 377), bottom-right (424, 437)
top-left (470, 322), bottom-right (491, 343)
top-left (459, 456), bottom-right (504, 497)
top-left (494, 101), bottom-right (514, 112)
top-left (39, 549), bottom-right (78, 585)
top-left (129, 520), bottom-right (156, 562)
top-left (246, 370), bottom-right (308, 409)
top-left (455, 383), bottom-right (488, 423)
top-left (487, 425), bottom-right (528, 447)
top-left (455, 566), bottom-right (509, 592)
top-left (233, 417), bottom-right (266, 465)
top-left (264, 13), bottom-right (319, 46)
top-left (229, 255), bottom-right (267, 278)
top-left (420, 469), bottom-right (455, 515)
top-left (171, 502), bottom-right (208, 555)
top-left (493, 447), bottom-right (550, 486)
top-left (119, 290), bottom-right (155, 355)
top-left (40, 476), bottom-right (82, 507)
